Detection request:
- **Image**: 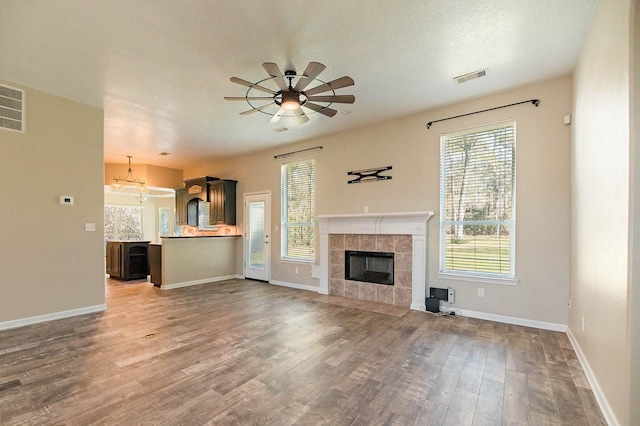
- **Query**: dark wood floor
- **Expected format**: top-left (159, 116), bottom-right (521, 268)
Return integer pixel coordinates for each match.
top-left (0, 278), bottom-right (606, 425)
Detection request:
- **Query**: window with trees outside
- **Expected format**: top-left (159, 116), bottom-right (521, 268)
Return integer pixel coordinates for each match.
top-left (440, 121), bottom-right (516, 278)
top-left (281, 158), bottom-right (315, 261)
top-left (104, 205), bottom-right (144, 241)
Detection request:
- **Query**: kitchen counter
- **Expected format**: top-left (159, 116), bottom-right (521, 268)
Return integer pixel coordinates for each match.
top-left (150, 236), bottom-right (239, 289)
top-left (160, 235), bottom-right (238, 239)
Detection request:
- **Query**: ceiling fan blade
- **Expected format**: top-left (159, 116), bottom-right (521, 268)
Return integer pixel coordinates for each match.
top-left (262, 62), bottom-right (288, 91)
top-left (268, 107), bottom-right (285, 123)
top-left (224, 96), bottom-right (274, 101)
top-left (306, 95), bottom-right (355, 104)
top-left (240, 103), bottom-right (275, 115)
top-left (230, 77), bottom-right (276, 95)
top-left (302, 102), bottom-right (338, 118)
top-left (293, 62), bottom-right (326, 92)
top-left (293, 107), bottom-right (309, 124)
top-left (304, 76), bottom-right (355, 96)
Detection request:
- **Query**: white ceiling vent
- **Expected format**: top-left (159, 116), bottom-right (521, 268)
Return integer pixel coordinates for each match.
top-left (0, 84), bottom-right (25, 133)
top-left (454, 69), bottom-right (487, 84)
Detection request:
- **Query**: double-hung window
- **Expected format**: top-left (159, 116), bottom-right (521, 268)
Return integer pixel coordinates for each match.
top-left (281, 158), bottom-right (315, 261)
top-left (440, 121), bottom-right (516, 279)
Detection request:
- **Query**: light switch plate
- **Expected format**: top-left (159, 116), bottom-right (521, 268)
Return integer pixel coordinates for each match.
top-left (85, 223), bottom-right (96, 231)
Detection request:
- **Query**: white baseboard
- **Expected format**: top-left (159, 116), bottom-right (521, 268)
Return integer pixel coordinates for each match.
top-left (0, 304), bottom-right (107, 331)
top-left (162, 275), bottom-right (238, 290)
top-left (441, 307), bottom-right (567, 332)
top-left (567, 328), bottom-right (619, 426)
top-left (411, 302), bottom-right (426, 311)
top-left (269, 279), bottom-right (319, 293)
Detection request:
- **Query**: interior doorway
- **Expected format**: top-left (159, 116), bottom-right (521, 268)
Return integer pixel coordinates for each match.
top-left (244, 191), bottom-right (271, 282)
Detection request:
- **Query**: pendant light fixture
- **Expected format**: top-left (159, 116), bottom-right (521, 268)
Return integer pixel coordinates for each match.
top-left (111, 156), bottom-right (148, 193)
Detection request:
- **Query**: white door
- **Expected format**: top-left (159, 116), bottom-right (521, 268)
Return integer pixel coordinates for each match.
top-left (244, 192), bottom-right (271, 281)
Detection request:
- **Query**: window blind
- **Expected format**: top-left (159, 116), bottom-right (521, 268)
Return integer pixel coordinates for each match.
top-left (281, 158), bottom-right (315, 260)
top-left (440, 122), bottom-right (516, 277)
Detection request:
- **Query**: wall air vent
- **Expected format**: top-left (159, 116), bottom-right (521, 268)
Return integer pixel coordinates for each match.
top-left (0, 84), bottom-right (25, 133)
top-left (454, 69), bottom-right (487, 84)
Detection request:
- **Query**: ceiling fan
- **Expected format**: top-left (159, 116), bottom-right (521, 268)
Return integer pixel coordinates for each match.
top-left (224, 62), bottom-right (355, 124)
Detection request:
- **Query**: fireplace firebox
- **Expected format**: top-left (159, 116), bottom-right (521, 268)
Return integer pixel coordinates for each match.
top-left (345, 250), bottom-right (394, 285)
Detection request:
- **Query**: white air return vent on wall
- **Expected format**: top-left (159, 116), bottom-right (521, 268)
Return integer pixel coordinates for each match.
top-left (454, 69), bottom-right (487, 84)
top-left (0, 84), bottom-right (25, 133)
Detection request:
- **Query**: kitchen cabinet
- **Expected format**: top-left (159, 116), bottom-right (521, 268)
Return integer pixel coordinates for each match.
top-left (175, 187), bottom-right (187, 226)
top-left (106, 241), bottom-right (150, 280)
top-left (208, 180), bottom-right (237, 225)
top-left (177, 177), bottom-right (218, 227)
top-left (184, 177), bottom-right (217, 202)
top-left (148, 244), bottom-right (162, 287)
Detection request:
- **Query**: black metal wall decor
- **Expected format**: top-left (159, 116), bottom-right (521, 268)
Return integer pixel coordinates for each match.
top-left (348, 166), bottom-right (392, 184)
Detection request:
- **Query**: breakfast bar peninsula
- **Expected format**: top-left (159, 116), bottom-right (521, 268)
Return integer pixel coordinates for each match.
top-left (149, 235), bottom-right (239, 289)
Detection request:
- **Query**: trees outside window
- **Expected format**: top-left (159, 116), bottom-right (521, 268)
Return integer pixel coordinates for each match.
top-left (440, 122), bottom-right (516, 277)
top-left (104, 205), bottom-right (144, 241)
top-left (281, 159), bottom-right (315, 261)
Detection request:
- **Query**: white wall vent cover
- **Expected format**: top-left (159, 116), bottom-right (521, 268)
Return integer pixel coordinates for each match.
top-left (454, 69), bottom-right (487, 84)
top-left (0, 84), bottom-right (25, 133)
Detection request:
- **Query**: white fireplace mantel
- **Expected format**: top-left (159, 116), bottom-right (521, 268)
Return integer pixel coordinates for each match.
top-left (316, 211), bottom-right (435, 311)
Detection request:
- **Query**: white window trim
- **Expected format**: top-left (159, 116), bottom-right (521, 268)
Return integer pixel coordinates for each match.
top-left (438, 271), bottom-right (519, 286)
top-left (280, 258), bottom-right (315, 265)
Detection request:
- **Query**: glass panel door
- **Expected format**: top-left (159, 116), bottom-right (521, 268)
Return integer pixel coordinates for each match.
top-left (249, 201), bottom-right (265, 270)
top-left (244, 192), bottom-right (270, 281)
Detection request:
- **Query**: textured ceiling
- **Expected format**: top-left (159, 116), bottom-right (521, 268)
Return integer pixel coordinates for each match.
top-left (0, 0), bottom-right (597, 170)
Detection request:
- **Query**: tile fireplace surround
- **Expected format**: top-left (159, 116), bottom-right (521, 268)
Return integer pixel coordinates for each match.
top-left (317, 212), bottom-right (435, 311)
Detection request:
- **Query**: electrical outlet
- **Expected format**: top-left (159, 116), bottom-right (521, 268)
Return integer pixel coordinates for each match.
top-left (582, 317), bottom-right (585, 331)
top-left (364, 206), bottom-right (369, 213)
top-left (447, 287), bottom-right (455, 304)
top-left (478, 288), bottom-right (485, 298)
top-left (295, 267), bottom-right (299, 274)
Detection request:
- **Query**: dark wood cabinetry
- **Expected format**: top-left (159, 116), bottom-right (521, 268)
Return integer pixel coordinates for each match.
top-left (208, 180), bottom-right (237, 225)
top-left (148, 244), bottom-right (162, 287)
top-left (106, 241), bottom-right (150, 280)
top-left (175, 177), bottom-right (237, 228)
top-left (175, 187), bottom-right (187, 226)
top-left (177, 177), bottom-right (218, 227)
top-left (184, 177), bottom-right (216, 202)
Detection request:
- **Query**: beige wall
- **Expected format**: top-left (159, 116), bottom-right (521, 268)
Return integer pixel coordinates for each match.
top-left (571, 0), bottom-right (633, 424)
top-left (0, 80), bottom-right (105, 324)
top-left (104, 162), bottom-right (183, 189)
top-left (188, 76), bottom-right (573, 326)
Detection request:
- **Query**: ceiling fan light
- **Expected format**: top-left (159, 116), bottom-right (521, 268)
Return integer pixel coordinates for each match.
top-left (281, 99), bottom-right (300, 111)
